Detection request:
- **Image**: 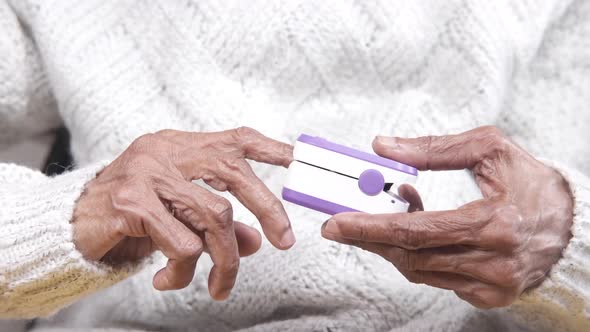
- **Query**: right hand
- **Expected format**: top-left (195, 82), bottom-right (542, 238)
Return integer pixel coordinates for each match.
top-left (72, 127), bottom-right (295, 300)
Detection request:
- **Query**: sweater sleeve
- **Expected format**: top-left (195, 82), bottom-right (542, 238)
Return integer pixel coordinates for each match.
top-left (0, 0), bottom-right (62, 145)
top-left (505, 162), bottom-right (590, 332)
top-left (0, 162), bottom-right (139, 319)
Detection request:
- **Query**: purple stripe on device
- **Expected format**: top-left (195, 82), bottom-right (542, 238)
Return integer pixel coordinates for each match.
top-left (282, 187), bottom-right (359, 215)
top-left (297, 134), bottom-right (418, 176)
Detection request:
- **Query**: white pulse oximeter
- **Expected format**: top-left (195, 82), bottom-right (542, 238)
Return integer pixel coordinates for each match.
top-left (282, 134), bottom-right (418, 215)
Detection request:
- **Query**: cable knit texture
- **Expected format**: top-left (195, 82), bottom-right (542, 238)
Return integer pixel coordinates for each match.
top-left (0, 0), bottom-right (589, 331)
top-left (0, 162), bottom-right (140, 319)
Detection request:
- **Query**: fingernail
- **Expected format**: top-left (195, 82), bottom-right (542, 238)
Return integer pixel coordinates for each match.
top-left (322, 219), bottom-right (340, 235)
top-left (280, 229), bottom-right (296, 249)
top-left (375, 136), bottom-right (399, 149)
top-left (321, 220), bottom-right (332, 240)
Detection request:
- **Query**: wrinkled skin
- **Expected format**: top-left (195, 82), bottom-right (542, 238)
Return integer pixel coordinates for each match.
top-left (322, 126), bottom-right (574, 309)
top-left (73, 127), bottom-right (295, 300)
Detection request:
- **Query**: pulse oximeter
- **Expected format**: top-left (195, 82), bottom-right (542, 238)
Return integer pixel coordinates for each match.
top-left (282, 134), bottom-right (418, 215)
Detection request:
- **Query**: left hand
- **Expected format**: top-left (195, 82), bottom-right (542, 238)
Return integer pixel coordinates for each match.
top-left (73, 127), bottom-right (295, 299)
top-left (321, 126), bottom-right (574, 308)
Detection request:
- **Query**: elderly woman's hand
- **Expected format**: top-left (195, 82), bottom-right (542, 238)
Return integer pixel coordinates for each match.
top-left (72, 127), bottom-right (295, 300)
top-left (321, 126), bottom-right (574, 308)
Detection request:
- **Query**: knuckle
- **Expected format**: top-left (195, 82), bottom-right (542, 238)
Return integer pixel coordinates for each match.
top-left (178, 205), bottom-right (201, 224)
top-left (358, 224), bottom-right (371, 242)
top-left (490, 204), bottom-right (523, 250)
top-left (480, 126), bottom-right (508, 145)
top-left (262, 197), bottom-right (285, 218)
top-left (223, 157), bottom-right (244, 172)
top-left (137, 133), bottom-right (156, 142)
top-left (113, 181), bottom-right (142, 204)
top-left (129, 153), bottom-right (159, 170)
top-left (109, 216), bottom-right (128, 239)
top-left (474, 158), bottom-right (497, 178)
top-left (495, 259), bottom-right (524, 288)
top-left (419, 135), bottom-right (438, 169)
top-left (177, 240), bottom-right (203, 261)
top-left (480, 125), bottom-right (504, 138)
top-left (216, 158), bottom-right (244, 177)
top-left (155, 129), bottom-right (178, 137)
top-left (385, 247), bottom-right (419, 272)
top-left (499, 230), bottom-right (521, 251)
top-left (113, 186), bottom-right (133, 203)
top-left (399, 218), bottom-right (424, 249)
top-left (207, 197), bottom-right (233, 226)
top-left (131, 133), bottom-right (158, 151)
top-left (203, 177), bottom-right (229, 192)
top-left (420, 135), bottom-right (436, 151)
top-left (232, 126), bottom-right (260, 141)
top-left (480, 126), bottom-right (512, 155)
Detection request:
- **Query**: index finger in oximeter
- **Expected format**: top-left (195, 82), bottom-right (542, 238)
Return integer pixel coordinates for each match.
top-left (282, 134), bottom-right (418, 215)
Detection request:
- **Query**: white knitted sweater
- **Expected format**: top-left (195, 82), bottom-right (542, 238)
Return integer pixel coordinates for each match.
top-left (1, 0), bottom-right (589, 331)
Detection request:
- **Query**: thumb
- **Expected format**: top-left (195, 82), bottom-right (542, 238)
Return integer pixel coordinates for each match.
top-left (372, 126), bottom-right (502, 171)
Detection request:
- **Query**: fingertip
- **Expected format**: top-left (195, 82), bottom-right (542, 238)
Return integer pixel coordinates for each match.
top-left (210, 288), bottom-right (231, 301)
top-left (208, 267), bottom-right (235, 301)
top-left (153, 269), bottom-right (170, 291)
top-left (268, 214), bottom-right (296, 250)
top-left (259, 217), bottom-right (296, 250)
top-left (277, 228), bottom-right (296, 250)
top-left (235, 222), bottom-right (262, 257)
top-left (372, 136), bottom-right (386, 155)
top-left (398, 184), bottom-right (424, 212)
top-left (321, 221), bottom-right (337, 241)
top-left (398, 183), bottom-right (416, 200)
top-left (372, 136), bottom-right (399, 156)
top-left (153, 260), bottom-right (196, 291)
top-left (246, 228), bottom-right (262, 255)
top-left (322, 218), bottom-right (339, 235)
top-left (153, 276), bottom-right (161, 291)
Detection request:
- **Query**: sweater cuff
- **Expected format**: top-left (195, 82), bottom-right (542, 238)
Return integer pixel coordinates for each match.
top-left (0, 162), bottom-right (140, 319)
top-left (510, 161), bottom-right (590, 330)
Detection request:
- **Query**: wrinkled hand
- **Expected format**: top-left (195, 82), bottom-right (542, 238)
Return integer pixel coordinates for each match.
top-left (73, 127), bottom-right (295, 300)
top-left (321, 126), bottom-right (574, 308)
